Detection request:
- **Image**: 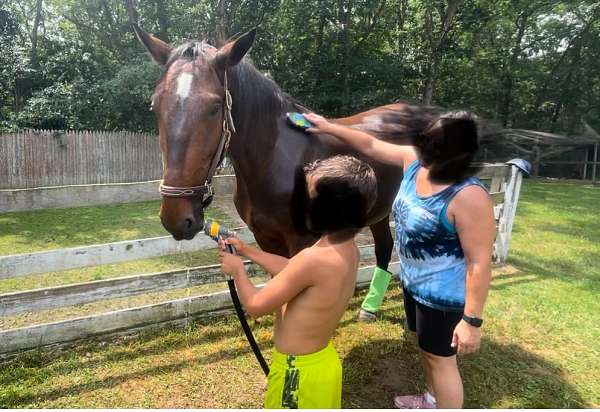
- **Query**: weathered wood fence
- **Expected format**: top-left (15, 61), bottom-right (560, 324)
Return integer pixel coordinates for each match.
top-left (0, 162), bottom-right (528, 357)
top-left (0, 130), bottom-right (161, 189)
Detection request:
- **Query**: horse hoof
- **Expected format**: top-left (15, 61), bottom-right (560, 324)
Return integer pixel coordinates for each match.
top-left (358, 309), bottom-right (377, 323)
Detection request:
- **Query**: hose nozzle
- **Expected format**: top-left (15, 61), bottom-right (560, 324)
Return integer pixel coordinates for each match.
top-left (203, 218), bottom-right (237, 254)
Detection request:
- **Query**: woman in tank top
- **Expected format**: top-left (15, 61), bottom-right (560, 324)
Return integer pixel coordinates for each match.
top-left (304, 110), bottom-right (495, 409)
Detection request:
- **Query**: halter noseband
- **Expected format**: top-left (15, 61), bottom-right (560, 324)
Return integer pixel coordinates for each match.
top-left (158, 72), bottom-right (236, 207)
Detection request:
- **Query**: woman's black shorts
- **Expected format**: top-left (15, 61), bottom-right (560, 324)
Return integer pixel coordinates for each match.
top-left (402, 288), bottom-right (463, 357)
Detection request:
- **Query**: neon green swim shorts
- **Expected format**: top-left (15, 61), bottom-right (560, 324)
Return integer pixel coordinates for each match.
top-left (265, 342), bottom-right (342, 409)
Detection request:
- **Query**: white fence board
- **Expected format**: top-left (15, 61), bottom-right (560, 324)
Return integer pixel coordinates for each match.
top-left (0, 245), bottom-right (378, 316)
top-left (0, 262), bottom-right (395, 355)
top-left (0, 227), bottom-right (255, 280)
top-left (0, 289), bottom-right (234, 355)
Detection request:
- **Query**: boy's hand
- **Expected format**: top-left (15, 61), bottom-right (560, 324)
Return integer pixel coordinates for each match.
top-left (218, 238), bottom-right (245, 277)
top-left (225, 237), bottom-right (247, 256)
top-left (304, 113), bottom-right (335, 134)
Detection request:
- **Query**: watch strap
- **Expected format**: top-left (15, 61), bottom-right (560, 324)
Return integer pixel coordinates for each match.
top-left (462, 314), bottom-right (483, 327)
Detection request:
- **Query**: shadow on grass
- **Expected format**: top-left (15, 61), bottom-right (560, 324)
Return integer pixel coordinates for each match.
top-left (0, 315), bottom-right (275, 393)
top-left (0, 336), bottom-right (270, 408)
top-left (342, 336), bottom-right (587, 408)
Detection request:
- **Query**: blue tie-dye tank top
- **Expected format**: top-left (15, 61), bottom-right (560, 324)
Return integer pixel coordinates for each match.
top-left (393, 160), bottom-right (486, 311)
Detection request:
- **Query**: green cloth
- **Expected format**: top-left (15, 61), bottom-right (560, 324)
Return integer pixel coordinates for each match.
top-left (265, 342), bottom-right (342, 408)
top-left (361, 266), bottom-right (392, 313)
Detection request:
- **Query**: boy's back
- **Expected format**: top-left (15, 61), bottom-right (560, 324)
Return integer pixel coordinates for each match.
top-left (274, 237), bottom-right (359, 355)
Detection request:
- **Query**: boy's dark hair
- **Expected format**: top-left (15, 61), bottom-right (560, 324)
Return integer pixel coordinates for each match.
top-left (291, 155), bottom-right (377, 237)
top-left (413, 111), bottom-right (481, 183)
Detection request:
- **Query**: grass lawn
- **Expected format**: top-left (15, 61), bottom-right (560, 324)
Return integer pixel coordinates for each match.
top-left (0, 180), bottom-right (599, 408)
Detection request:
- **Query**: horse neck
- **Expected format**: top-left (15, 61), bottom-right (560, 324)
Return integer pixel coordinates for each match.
top-left (226, 65), bottom-right (291, 178)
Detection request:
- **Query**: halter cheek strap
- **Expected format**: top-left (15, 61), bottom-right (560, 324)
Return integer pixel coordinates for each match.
top-left (158, 72), bottom-right (236, 205)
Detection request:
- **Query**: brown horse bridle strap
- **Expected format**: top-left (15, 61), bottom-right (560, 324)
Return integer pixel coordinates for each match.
top-left (158, 71), bottom-right (236, 203)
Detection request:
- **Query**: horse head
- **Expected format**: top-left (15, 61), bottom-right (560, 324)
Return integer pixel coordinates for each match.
top-left (133, 24), bottom-right (256, 240)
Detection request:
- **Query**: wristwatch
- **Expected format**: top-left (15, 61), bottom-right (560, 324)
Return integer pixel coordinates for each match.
top-left (462, 314), bottom-right (483, 328)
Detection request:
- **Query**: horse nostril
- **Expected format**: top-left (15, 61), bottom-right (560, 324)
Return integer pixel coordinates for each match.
top-left (184, 218), bottom-right (194, 230)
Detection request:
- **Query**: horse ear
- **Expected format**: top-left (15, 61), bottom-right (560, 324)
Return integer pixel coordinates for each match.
top-left (214, 28), bottom-right (256, 71)
top-left (132, 23), bottom-right (173, 66)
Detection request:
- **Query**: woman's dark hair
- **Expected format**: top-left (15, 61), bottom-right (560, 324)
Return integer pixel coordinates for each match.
top-left (413, 111), bottom-right (481, 183)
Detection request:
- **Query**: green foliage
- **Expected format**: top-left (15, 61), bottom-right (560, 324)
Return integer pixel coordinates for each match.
top-left (16, 82), bottom-right (80, 129)
top-left (0, 0), bottom-right (599, 135)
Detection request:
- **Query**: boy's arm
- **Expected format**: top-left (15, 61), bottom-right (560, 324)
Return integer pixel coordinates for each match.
top-left (221, 248), bottom-right (315, 318)
top-left (227, 238), bottom-right (289, 276)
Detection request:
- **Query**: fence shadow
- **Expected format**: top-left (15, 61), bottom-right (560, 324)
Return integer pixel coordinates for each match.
top-left (342, 336), bottom-right (587, 408)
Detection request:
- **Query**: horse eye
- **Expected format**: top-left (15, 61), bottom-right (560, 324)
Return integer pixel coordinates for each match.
top-left (208, 103), bottom-right (222, 116)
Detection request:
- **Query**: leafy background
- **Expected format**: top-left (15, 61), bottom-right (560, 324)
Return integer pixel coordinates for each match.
top-left (0, 0), bottom-right (598, 136)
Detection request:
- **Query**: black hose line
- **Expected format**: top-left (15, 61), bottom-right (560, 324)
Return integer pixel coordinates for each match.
top-left (227, 278), bottom-right (270, 376)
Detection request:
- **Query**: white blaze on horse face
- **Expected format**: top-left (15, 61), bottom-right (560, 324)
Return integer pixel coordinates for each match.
top-left (176, 73), bottom-right (194, 100)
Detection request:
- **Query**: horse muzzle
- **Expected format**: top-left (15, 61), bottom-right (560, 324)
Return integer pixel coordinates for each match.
top-left (159, 197), bottom-right (205, 241)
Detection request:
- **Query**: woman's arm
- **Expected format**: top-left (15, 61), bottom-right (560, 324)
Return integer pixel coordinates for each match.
top-left (448, 186), bottom-right (495, 354)
top-left (226, 238), bottom-right (289, 277)
top-left (304, 113), bottom-right (416, 170)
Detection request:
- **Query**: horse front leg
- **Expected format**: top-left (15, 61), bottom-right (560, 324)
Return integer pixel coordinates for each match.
top-left (359, 216), bottom-right (395, 322)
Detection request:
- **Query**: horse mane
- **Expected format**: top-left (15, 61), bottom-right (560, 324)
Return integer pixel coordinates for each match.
top-left (230, 60), bottom-right (307, 117)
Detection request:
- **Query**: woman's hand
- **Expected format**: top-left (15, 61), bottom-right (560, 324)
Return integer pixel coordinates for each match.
top-left (218, 238), bottom-right (245, 278)
top-left (304, 113), bottom-right (336, 134)
top-left (451, 319), bottom-right (481, 355)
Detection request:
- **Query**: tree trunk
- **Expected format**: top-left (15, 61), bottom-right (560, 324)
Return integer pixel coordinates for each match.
top-left (30, 0), bottom-right (43, 70)
top-left (397, 0), bottom-right (407, 59)
top-left (499, 10), bottom-right (529, 127)
top-left (342, 0), bottom-right (353, 108)
top-left (125, 0), bottom-right (139, 24)
top-left (312, 0), bottom-right (327, 91)
top-left (421, 0), bottom-right (462, 105)
top-left (215, 0), bottom-right (228, 45)
top-left (155, 0), bottom-right (169, 42)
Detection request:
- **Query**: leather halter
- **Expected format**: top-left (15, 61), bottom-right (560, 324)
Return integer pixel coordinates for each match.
top-left (158, 72), bottom-right (236, 207)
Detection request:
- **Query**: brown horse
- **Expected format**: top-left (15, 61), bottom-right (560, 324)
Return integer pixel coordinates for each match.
top-left (133, 26), bottom-right (447, 272)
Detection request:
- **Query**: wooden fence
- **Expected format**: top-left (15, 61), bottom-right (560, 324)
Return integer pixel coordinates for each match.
top-left (0, 163), bottom-right (527, 357)
top-left (0, 130), bottom-right (161, 189)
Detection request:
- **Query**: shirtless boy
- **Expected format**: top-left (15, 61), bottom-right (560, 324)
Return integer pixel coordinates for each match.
top-left (218, 155), bottom-right (377, 409)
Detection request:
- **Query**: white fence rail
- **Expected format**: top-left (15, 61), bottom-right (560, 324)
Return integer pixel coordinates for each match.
top-left (0, 162), bottom-right (527, 357)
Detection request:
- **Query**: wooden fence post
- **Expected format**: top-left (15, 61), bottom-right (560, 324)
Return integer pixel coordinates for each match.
top-left (533, 145), bottom-right (541, 177)
top-left (494, 165), bottom-right (524, 263)
top-left (593, 143), bottom-right (599, 183)
top-left (583, 147), bottom-right (589, 180)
